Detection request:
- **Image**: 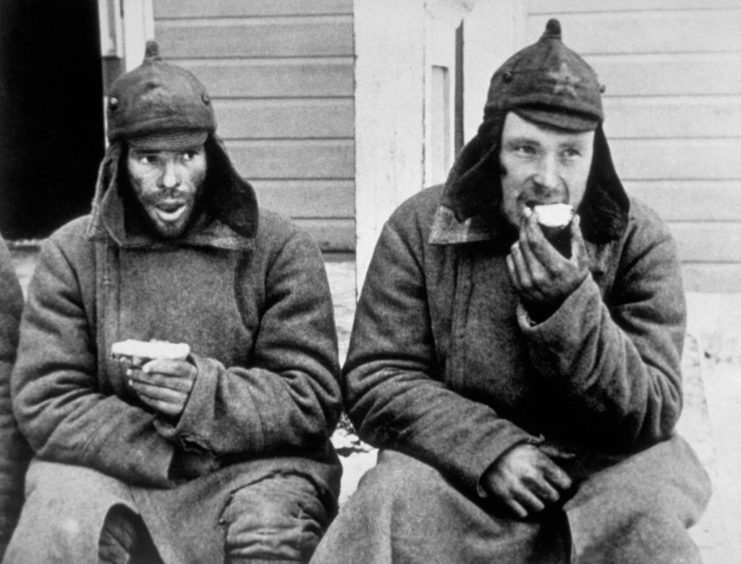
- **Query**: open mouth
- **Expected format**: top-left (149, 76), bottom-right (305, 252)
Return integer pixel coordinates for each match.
top-left (154, 202), bottom-right (186, 223)
top-left (525, 199), bottom-right (565, 209)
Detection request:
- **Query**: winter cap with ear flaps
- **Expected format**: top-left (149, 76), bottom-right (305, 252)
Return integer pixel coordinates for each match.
top-left (106, 41), bottom-right (216, 148)
top-left (430, 18), bottom-right (629, 246)
top-left (485, 18), bottom-right (604, 132)
top-left (90, 41), bottom-right (260, 243)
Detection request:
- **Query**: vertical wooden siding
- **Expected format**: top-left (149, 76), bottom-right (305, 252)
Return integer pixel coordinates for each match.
top-left (526, 1), bottom-right (741, 292)
top-left (152, 0), bottom-right (355, 251)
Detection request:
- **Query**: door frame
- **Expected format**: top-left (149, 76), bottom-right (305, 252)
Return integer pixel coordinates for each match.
top-left (353, 0), bottom-right (476, 286)
top-left (97, 0), bottom-right (154, 78)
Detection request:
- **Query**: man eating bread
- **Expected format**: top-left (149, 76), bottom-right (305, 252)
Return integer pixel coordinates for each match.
top-left (312, 18), bottom-right (710, 564)
top-left (8, 42), bottom-right (341, 563)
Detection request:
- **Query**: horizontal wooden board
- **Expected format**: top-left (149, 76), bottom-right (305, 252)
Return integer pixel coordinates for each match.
top-left (224, 139), bottom-right (354, 179)
top-left (625, 181), bottom-right (741, 222)
top-left (528, 11), bottom-right (741, 55)
top-left (682, 263), bottom-right (741, 293)
top-left (155, 0), bottom-right (353, 18)
top-left (528, 0), bottom-right (741, 14)
top-left (214, 98), bottom-right (353, 139)
top-left (176, 59), bottom-right (353, 98)
top-left (252, 180), bottom-right (354, 218)
top-left (603, 97), bottom-right (741, 139)
top-left (156, 16), bottom-right (353, 58)
top-left (609, 138), bottom-right (741, 181)
top-left (294, 218), bottom-right (354, 251)
top-left (669, 222), bottom-right (741, 262)
top-left (594, 53), bottom-right (741, 97)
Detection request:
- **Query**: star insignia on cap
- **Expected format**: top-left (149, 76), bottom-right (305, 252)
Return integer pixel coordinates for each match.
top-left (548, 62), bottom-right (581, 98)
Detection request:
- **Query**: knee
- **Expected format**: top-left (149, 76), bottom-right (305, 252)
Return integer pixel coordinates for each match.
top-left (5, 511), bottom-right (91, 564)
top-left (354, 450), bottom-right (449, 513)
top-left (6, 462), bottom-right (139, 563)
top-left (220, 474), bottom-right (329, 563)
top-left (604, 513), bottom-right (701, 564)
top-left (55, 515), bottom-right (86, 546)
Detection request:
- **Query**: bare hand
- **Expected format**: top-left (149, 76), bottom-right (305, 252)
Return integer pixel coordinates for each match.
top-left (482, 443), bottom-right (573, 519)
top-left (506, 209), bottom-right (590, 317)
top-left (126, 358), bottom-right (197, 418)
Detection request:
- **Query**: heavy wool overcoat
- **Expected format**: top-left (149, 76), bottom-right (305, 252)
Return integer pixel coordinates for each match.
top-left (0, 237), bottom-right (30, 559)
top-left (10, 139), bottom-right (342, 562)
top-left (342, 182), bottom-right (710, 560)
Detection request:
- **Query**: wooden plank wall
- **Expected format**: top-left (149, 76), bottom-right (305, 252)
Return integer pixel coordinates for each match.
top-left (152, 0), bottom-right (355, 251)
top-left (527, 0), bottom-right (741, 292)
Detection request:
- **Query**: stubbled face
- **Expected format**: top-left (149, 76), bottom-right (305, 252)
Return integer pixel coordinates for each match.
top-left (127, 144), bottom-right (207, 238)
top-left (499, 112), bottom-right (595, 230)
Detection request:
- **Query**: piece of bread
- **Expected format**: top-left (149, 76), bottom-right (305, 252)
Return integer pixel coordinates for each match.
top-left (111, 339), bottom-right (190, 361)
top-left (534, 203), bottom-right (573, 228)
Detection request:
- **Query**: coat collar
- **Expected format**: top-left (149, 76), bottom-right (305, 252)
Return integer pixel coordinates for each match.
top-left (85, 138), bottom-right (257, 251)
top-left (429, 204), bottom-right (613, 276)
top-left (429, 204), bottom-right (502, 245)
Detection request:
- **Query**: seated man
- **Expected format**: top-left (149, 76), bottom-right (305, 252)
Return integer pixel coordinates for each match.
top-left (0, 236), bottom-right (30, 560)
top-left (8, 42), bottom-right (341, 563)
top-left (312, 20), bottom-right (710, 563)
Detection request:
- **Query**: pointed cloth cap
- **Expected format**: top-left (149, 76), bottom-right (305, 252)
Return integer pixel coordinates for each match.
top-left (431, 19), bottom-right (628, 246)
top-left (106, 41), bottom-right (216, 145)
top-left (484, 19), bottom-right (604, 132)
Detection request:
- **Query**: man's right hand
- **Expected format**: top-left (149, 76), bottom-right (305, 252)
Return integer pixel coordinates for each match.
top-left (482, 443), bottom-right (573, 519)
top-left (124, 357), bottom-right (197, 419)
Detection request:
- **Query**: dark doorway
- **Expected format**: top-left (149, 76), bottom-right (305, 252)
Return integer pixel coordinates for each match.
top-left (0, 0), bottom-right (104, 240)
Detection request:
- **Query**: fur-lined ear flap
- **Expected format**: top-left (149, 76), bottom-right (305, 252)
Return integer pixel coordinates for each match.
top-left (439, 112), bottom-right (506, 221)
top-left (202, 135), bottom-right (259, 238)
top-left (440, 137), bottom-right (500, 220)
top-left (578, 125), bottom-right (629, 243)
top-left (86, 142), bottom-right (124, 240)
top-left (99, 142), bottom-right (122, 199)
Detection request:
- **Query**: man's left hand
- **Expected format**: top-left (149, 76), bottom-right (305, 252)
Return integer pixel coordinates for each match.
top-left (506, 208), bottom-right (590, 319)
top-left (126, 358), bottom-right (197, 419)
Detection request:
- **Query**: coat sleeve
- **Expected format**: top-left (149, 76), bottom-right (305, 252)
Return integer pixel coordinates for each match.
top-left (11, 237), bottom-right (176, 488)
top-left (343, 219), bottom-right (539, 497)
top-left (519, 208), bottom-right (686, 450)
top-left (154, 229), bottom-right (342, 464)
top-left (0, 238), bottom-right (31, 558)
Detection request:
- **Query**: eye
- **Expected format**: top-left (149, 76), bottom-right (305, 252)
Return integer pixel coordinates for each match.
top-left (137, 154), bottom-right (158, 165)
top-left (514, 143), bottom-right (537, 156)
top-left (180, 150), bottom-right (200, 163)
top-left (559, 147), bottom-right (585, 164)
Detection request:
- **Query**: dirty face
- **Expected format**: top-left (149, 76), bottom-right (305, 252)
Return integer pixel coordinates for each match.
top-left (126, 143), bottom-right (207, 238)
top-left (498, 111), bottom-right (594, 230)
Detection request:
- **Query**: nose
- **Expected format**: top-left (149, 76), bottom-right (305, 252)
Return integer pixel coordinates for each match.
top-left (158, 159), bottom-right (181, 190)
top-left (533, 154), bottom-right (560, 194)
